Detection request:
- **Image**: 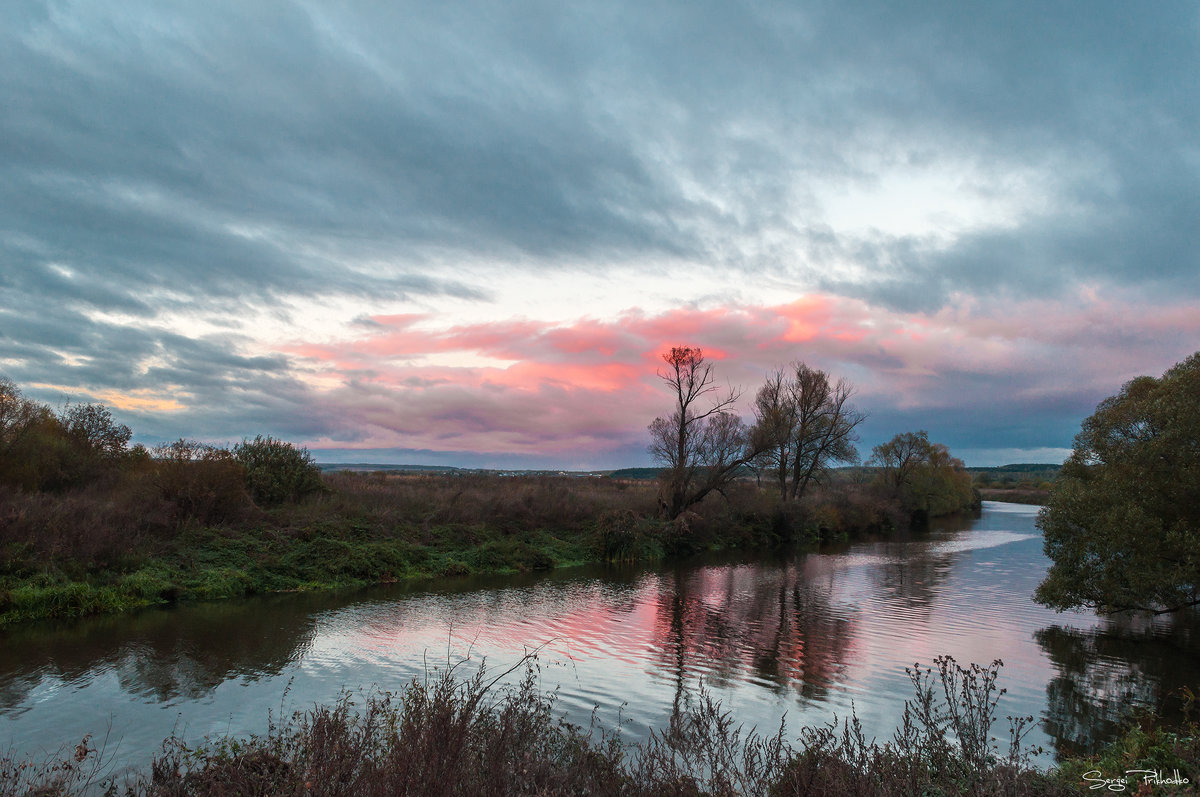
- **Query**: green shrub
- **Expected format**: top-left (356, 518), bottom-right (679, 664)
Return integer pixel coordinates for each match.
top-left (233, 435), bottom-right (324, 506)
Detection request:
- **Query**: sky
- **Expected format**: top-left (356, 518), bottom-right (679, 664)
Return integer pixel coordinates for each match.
top-left (2, 1), bottom-right (1198, 469)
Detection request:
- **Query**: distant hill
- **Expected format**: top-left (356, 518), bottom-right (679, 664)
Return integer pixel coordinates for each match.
top-left (607, 467), bottom-right (665, 481)
top-left (970, 463), bottom-right (1063, 473)
top-left (318, 463), bottom-right (614, 477)
top-left (318, 462), bottom-right (1062, 482)
top-left (966, 463), bottom-right (1060, 488)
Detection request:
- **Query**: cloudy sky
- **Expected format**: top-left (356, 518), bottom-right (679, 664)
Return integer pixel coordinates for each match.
top-left (3, 0), bottom-right (1197, 468)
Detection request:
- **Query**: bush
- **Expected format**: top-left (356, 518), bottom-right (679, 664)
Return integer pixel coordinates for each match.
top-left (0, 379), bottom-right (134, 491)
top-left (233, 435), bottom-right (324, 507)
top-left (153, 440), bottom-right (254, 525)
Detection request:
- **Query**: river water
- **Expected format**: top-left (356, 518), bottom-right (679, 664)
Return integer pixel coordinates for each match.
top-left (1, 502), bottom-right (1197, 776)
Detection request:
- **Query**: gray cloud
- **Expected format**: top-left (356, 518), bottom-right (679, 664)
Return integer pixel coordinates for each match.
top-left (1, 0), bottom-right (1195, 454)
top-left (5, 1), bottom-right (1196, 302)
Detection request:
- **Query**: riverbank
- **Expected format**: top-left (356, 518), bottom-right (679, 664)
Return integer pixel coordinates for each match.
top-left (978, 487), bottom-right (1050, 505)
top-left (7, 654), bottom-right (1195, 796)
top-left (0, 470), bottom-right (973, 629)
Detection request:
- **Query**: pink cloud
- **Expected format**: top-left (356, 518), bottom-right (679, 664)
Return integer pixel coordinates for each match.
top-left (282, 290), bottom-right (1200, 461)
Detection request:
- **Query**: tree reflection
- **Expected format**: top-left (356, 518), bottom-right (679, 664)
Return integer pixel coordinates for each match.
top-left (867, 543), bottom-right (956, 614)
top-left (1036, 610), bottom-right (1200, 756)
top-left (0, 591), bottom-right (327, 708)
top-left (652, 560), bottom-right (857, 701)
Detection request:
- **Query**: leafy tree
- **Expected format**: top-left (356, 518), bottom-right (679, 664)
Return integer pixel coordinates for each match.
top-left (871, 430), bottom-right (934, 492)
top-left (1035, 353), bottom-right (1200, 614)
top-left (0, 376), bottom-right (22, 436)
top-left (0, 377), bottom-right (73, 490)
top-left (648, 346), bottom-right (751, 519)
top-left (233, 435), bottom-right (324, 506)
top-left (1, 380), bottom-right (137, 489)
top-left (870, 430), bottom-right (975, 520)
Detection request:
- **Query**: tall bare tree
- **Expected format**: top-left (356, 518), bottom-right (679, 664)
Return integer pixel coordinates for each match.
top-left (748, 362), bottom-right (865, 501)
top-left (789, 365), bottom-right (864, 500)
top-left (748, 369), bottom-right (797, 498)
top-left (647, 346), bottom-right (750, 519)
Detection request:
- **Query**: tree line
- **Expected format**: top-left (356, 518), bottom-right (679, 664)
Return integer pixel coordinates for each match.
top-left (647, 345), bottom-right (1200, 618)
top-left (0, 376), bottom-right (322, 511)
top-left (646, 347), bottom-right (975, 522)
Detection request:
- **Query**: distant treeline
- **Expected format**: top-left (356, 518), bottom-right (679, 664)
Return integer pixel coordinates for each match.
top-left (608, 467), bottom-right (667, 480)
top-left (318, 463), bottom-right (466, 474)
top-left (967, 464), bottom-right (1061, 480)
top-left (971, 463), bottom-right (1063, 473)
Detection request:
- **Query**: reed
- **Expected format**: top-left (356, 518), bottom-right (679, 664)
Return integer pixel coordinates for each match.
top-left (5, 655), bottom-right (1162, 796)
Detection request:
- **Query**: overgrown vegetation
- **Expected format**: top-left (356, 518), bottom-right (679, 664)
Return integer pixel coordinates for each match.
top-left (0, 466), bottom-right (943, 628)
top-left (4, 655), bottom-right (1192, 796)
top-left (0, 376), bottom-right (978, 628)
top-left (868, 430), bottom-right (980, 523)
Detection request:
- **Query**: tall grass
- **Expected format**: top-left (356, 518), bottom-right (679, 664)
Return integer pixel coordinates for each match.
top-left (3, 655), bottom-right (1158, 796)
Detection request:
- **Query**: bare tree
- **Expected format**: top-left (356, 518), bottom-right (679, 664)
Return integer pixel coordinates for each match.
top-left (748, 369), bottom-right (797, 498)
top-left (789, 366), bottom-right (864, 500)
top-left (647, 346), bottom-right (750, 519)
top-left (62, 402), bottom-right (132, 461)
top-left (748, 362), bottom-right (865, 501)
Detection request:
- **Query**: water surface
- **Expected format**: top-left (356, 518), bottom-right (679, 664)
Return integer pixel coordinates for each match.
top-left (2, 502), bottom-right (1196, 774)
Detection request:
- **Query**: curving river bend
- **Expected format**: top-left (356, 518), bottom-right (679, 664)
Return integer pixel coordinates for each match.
top-left (2, 501), bottom-right (1197, 776)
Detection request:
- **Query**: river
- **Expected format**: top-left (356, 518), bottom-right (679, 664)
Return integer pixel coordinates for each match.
top-left (1, 501), bottom-right (1197, 778)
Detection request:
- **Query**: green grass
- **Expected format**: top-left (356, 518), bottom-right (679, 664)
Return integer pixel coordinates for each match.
top-left (0, 517), bottom-right (601, 627)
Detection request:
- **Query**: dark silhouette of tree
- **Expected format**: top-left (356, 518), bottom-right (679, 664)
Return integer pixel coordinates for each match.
top-left (870, 430), bottom-right (932, 491)
top-left (749, 369), bottom-right (797, 498)
top-left (789, 365), bottom-right (864, 500)
top-left (1036, 351), bottom-right (1200, 614)
top-left (0, 378), bottom-right (80, 489)
top-left (647, 346), bottom-right (750, 519)
top-left (63, 402), bottom-right (132, 461)
top-left (748, 363), bottom-right (864, 501)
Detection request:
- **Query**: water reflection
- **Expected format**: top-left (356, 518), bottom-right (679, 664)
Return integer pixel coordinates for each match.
top-left (1037, 611), bottom-right (1200, 756)
top-left (652, 562), bottom-right (856, 700)
top-left (0, 592), bottom-right (328, 709)
top-left (1, 503), bottom-right (1197, 774)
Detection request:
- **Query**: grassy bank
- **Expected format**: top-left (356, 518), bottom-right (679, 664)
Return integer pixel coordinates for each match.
top-left (6, 655), bottom-right (1194, 796)
top-left (0, 469), bottom-right (961, 629)
top-left (979, 488), bottom-right (1050, 506)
